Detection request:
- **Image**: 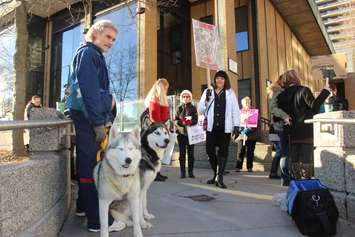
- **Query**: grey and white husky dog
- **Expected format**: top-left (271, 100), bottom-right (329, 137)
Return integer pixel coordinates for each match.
top-left (94, 127), bottom-right (144, 237)
top-left (93, 123), bottom-right (170, 237)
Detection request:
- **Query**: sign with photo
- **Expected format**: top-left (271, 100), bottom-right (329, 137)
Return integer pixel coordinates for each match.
top-left (192, 19), bottom-right (220, 70)
top-left (240, 109), bottom-right (259, 128)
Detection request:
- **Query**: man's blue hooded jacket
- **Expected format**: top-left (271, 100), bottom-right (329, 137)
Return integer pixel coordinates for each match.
top-left (71, 42), bottom-right (113, 125)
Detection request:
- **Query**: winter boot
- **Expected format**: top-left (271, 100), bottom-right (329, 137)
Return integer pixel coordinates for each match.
top-left (179, 158), bottom-right (186, 178)
top-left (216, 157), bottom-right (227, 189)
top-left (207, 156), bottom-right (217, 184)
top-left (188, 157), bottom-right (195, 178)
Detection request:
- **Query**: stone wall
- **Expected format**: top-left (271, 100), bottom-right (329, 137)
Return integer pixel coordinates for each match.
top-left (0, 108), bottom-right (71, 237)
top-left (313, 111), bottom-right (355, 224)
top-left (0, 152), bottom-right (71, 237)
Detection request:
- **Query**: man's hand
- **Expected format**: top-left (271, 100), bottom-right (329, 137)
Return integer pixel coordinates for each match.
top-left (94, 125), bottom-right (106, 142)
top-left (105, 121), bottom-right (113, 128)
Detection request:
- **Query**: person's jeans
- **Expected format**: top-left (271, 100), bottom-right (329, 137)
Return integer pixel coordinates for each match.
top-left (270, 140), bottom-right (281, 174)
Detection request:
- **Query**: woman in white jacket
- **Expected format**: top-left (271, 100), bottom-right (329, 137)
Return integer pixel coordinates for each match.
top-left (198, 70), bottom-right (240, 188)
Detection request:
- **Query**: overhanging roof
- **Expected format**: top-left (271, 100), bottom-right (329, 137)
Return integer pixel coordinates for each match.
top-left (0, 0), bottom-right (80, 19)
top-left (271, 0), bottom-right (335, 56)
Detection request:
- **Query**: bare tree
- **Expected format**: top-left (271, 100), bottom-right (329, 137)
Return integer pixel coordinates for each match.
top-left (106, 44), bottom-right (137, 102)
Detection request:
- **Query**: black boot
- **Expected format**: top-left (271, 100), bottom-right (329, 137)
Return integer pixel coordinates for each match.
top-left (216, 175), bottom-right (227, 189)
top-left (154, 172), bottom-right (167, 182)
top-left (216, 157), bottom-right (227, 189)
top-left (207, 156), bottom-right (217, 184)
top-left (188, 157), bottom-right (195, 178)
top-left (179, 158), bottom-right (186, 178)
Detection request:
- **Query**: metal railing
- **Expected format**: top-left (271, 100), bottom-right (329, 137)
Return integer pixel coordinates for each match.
top-left (305, 118), bottom-right (355, 124)
top-left (0, 119), bottom-right (72, 131)
top-left (113, 95), bottom-right (199, 132)
top-left (0, 119), bottom-right (73, 150)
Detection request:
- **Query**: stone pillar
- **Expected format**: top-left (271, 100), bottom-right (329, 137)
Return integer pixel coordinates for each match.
top-left (137, 1), bottom-right (157, 98)
top-left (313, 111), bottom-right (355, 224)
top-left (28, 108), bottom-right (66, 151)
top-left (12, 2), bottom-right (28, 155)
top-left (214, 0), bottom-right (238, 89)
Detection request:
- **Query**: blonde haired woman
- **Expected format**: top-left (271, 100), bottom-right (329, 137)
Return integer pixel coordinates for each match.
top-left (144, 78), bottom-right (170, 124)
top-left (141, 78), bottom-right (170, 181)
top-left (235, 96), bottom-right (258, 173)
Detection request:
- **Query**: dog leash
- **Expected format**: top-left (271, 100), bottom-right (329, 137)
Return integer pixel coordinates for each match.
top-left (96, 127), bottom-right (110, 162)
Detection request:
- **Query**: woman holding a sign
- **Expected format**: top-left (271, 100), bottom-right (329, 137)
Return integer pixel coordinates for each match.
top-left (175, 90), bottom-right (198, 178)
top-left (235, 96), bottom-right (259, 173)
top-left (198, 70), bottom-right (240, 189)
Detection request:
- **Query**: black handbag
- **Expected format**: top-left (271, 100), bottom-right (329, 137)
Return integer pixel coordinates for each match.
top-left (288, 180), bottom-right (339, 236)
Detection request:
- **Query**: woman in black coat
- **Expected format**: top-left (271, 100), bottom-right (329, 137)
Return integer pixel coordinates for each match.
top-left (175, 90), bottom-right (198, 178)
top-left (277, 69), bottom-right (330, 179)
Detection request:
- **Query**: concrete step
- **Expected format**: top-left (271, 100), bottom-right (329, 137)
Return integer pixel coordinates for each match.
top-left (168, 142), bottom-right (273, 172)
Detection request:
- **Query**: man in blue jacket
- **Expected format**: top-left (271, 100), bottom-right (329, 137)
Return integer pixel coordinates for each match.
top-left (67, 20), bottom-right (117, 232)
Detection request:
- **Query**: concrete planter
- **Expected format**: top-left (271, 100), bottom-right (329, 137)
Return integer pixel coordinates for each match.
top-left (313, 111), bottom-right (355, 225)
top-left (0, 152), bottom-right (71, 237)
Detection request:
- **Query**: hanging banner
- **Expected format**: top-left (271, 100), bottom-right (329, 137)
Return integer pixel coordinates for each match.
top-left (192, 19), bottom-right (220, 70)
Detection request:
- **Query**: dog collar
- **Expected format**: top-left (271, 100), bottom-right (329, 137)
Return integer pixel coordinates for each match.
top-left (122, 174), bottom-right (134, 177)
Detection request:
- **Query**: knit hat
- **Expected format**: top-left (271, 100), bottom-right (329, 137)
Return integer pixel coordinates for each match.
top-left (180, 90), bottom-right (193, 101)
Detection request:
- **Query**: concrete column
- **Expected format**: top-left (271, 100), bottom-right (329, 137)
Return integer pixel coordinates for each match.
top-left (214, 0), bottom-right (238, 89)
top-left (312, 111), bottom-right (355, 223)
top-left (12, 2), bottom-right (28, 155)
top-left (137, 1), bottom-right (157, 98)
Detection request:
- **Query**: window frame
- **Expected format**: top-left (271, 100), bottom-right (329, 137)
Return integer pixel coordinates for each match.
top-left (235, 6), bottom-right (249, 53)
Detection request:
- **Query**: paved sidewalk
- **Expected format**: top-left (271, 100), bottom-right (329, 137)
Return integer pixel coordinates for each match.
top-left (59, 167), bottom-right (354, 237)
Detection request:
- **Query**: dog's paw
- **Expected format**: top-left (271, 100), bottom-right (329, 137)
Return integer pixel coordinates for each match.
top-left (140, 221), bottom-right (152, 229)
top-left (126, 220), bottom-right (133, 227)
top-left (144, 213), bottom-right (155, 220)
top-left (109, 220), bottom-right (126, 232)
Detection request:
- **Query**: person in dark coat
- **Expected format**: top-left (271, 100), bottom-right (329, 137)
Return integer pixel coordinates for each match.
top-left (67, 20), bottom-right (117, 232)
top-left (277, 69), bottom-right (330, 179)
top-left (327, 83), bottom-right (349, 111)
top-left (175, 90), bottom-right (198, 178)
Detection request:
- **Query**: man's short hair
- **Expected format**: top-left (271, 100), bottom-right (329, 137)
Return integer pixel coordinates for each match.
top-left (85, 20), bottom-right (118, 42)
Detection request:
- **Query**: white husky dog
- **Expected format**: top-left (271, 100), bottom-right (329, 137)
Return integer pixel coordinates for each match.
top-left (93, 127), bottom-right (144, 237)
top-left (106, 123), bottom-right (170, 233)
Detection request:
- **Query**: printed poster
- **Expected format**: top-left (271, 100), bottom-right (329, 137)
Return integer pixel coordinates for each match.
top-left (187, 115), bottom-right (206, 145)
top-left (240, 109), bottom-right (259, 128)
top-left (192, 19), bottom-right (220, 70)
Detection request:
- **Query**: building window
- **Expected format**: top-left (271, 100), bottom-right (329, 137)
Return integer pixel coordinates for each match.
top-left (0, 25), bottom-right (16, 120)
top-left (95, 1), bottom-right (138, 102)
top-left (200, 15), bottom-right (213, 25)
top-left (238, 79), bottom-right (251, 104)
top-left (235, 6), bottom-right (249, 52)
top-left (50, 24), bottom-right (84, 106)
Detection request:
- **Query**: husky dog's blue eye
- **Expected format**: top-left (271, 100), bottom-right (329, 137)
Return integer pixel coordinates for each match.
top-left (119, 147), bottom-right (124, 151)
top-left (154, 131), bottom-right (160, 135)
